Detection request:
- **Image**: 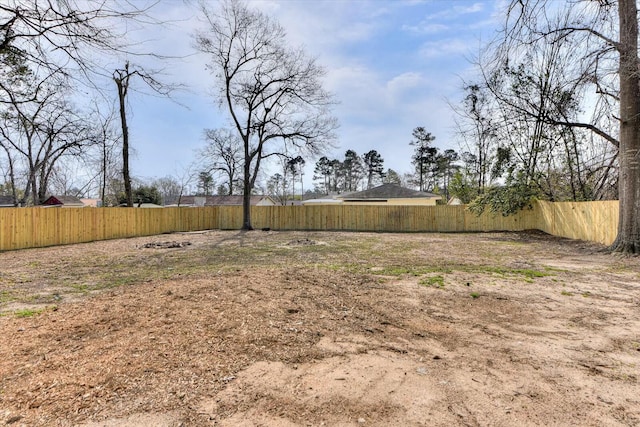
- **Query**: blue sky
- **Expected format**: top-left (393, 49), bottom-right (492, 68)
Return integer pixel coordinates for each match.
top-left (123, 0), bottom-right (505, 191)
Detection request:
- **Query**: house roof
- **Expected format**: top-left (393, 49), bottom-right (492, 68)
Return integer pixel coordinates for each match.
top-left (0, 195), bottom-right (15, 206)
top-left (42, 195), bottom-right (85, 206)
top-left (302, 198), bottom-right (343, 205)
top-left (337, 184), bottom-right (440, 200)
top-left (176, 195), bottom-right (275, 206)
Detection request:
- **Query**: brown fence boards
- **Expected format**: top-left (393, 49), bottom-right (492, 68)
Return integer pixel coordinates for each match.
top-left (0, 201), bottom-right (620, 251)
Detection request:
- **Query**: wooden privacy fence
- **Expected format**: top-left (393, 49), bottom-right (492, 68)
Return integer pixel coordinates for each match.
top-left (215, 205), bottom-right (539, 233)
top-left (0, 200), bottom-right (620, 251)
top-left (536, 200), bottom-right (619, 246)
top-left (0, 207), bottom-right (218, 251)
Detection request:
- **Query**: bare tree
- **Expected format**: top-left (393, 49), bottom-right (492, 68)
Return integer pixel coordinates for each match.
top-left (478, 22), bottom-right (611, 202)
top-left (151, 176), bottom-right (182, 205)
top-left (35, 100), bottom-right (95, 204)
top-left (113, 63), bottom-right (134, 207)
top-left (266, 172), bottom-right (288, 206)
top-left (435, 149), bottom-right (460, 200)
top-left (0, 0), bottom-right (172, 206)
top-left (93, 105), bottom-right (121, 206)
top-left (195, 0), bottom-right (337, 229)
top-left (200, 128), bottom-right (243, 195)
top-left (0, 64), bottom-right (95, 205)
top-left (0, 0), bottom-right (154, 86)
top-left (47, 159), bottom-right (94, 198)
top-left (486, 0), bottom-right (637, 252)
top-left (266, 154), bottom-right (302, 205)
top-left (452, 84), bottom-right (497, 192)
top-left (113, 61), bottom-right (174, 207)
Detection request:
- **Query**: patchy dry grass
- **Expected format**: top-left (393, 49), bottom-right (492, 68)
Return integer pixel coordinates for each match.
top-left (1, 230), bottom-right (640, 426)
top-left (0, 230), bottom-right (567, 312)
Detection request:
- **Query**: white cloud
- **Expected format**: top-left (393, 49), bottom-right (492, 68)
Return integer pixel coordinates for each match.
top-left (426, 2), bottom-right (486, 21)
top-left (327, 67), bottom-right (428, 117)
top-left (319, 63), bottom-right (455, 172)
top-left (419, 39), bottom-right (472, 59)
top-left (458, 3), bottom-right (485, 14)
top-left (260, 1), bottom-right (383, 54)
top-left (325, 65), bottom-right (379, 96)
top-left (399, 2), bottom-right (488, 35)
top-left (386, 72), bottom-right (425, 100)
top-left (337, 21), bottom-right (379, 43)
top-left (105, 0), bottom-right (500, 188)
top-left (402, 22), bottom-right (449, 34)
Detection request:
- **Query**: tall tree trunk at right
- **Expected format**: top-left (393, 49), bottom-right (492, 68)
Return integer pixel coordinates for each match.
top-left (611, 0), bottom-right (640, 253)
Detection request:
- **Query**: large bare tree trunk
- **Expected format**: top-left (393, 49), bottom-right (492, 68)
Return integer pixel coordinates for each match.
top-left (611, 0), bottom-right (640, 253)
top-left (242, 159), bottom-right (253, 230)
top-left (119, 92), bottom-right (132, 207)
top-left (114, 63), bottom-right (133, 207)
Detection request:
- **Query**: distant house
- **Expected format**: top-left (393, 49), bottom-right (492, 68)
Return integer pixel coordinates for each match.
top-left (301, 198), bottom-right (343, 206)
top-left (42, 195), bottom-right (85, 207)
top-left (336, 183), bottom-right (442, 206)
top-left (80, 198), bottom-right (102, 207)
top-left (0, 195), bottom-right (15, 207)
top-left (170, 195), bottom-right (277, 207)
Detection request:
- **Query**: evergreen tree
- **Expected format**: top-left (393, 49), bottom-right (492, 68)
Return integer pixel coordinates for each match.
top-left (363, 150), bottom-right (385, 189)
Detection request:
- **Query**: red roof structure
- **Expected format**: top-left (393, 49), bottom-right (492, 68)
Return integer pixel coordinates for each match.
top-left (42, 196), bottom-right (85, 207)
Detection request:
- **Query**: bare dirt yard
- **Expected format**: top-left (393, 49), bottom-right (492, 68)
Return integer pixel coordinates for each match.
top-left (0, 230), bottom-right (639, 426)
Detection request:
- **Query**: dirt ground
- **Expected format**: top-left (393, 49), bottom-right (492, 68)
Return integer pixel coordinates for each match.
top-left (0, 230), bottom-right (639, 426)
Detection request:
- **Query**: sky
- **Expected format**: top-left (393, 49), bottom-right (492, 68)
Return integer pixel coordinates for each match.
top-left (121, 0), bottom-right (507, 192)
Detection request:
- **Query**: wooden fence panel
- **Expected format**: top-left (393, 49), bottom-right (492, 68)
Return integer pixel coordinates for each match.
top-left (0, 201), bottom-right (621, 251)
top-left (218, 206), bottom-right (243, 230)
top-left (536, 200), bottom-right (618, 246)
top-left (434, 206), bottom-right (462, 232)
